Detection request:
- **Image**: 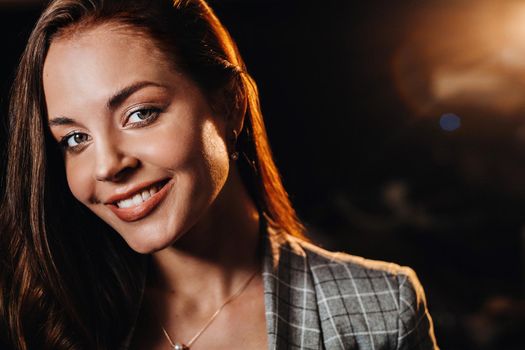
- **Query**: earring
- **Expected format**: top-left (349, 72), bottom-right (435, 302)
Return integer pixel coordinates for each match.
top-left (230, 129), bottom-right (239, 161)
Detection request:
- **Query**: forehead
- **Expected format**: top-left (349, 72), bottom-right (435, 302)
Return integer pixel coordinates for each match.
top-left (43, 24), bottom-right (178, 116)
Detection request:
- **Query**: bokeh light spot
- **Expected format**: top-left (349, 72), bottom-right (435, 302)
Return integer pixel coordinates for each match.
top-left (440, 113), bottom-right (461, 131)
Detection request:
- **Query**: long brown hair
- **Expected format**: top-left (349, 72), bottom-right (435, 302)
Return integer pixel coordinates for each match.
top-left (1, 0), bottom-right (304, 348)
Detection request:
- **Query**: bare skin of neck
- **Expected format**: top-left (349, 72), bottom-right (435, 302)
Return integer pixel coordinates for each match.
top-left (132, 165), bottom-right (268, 349)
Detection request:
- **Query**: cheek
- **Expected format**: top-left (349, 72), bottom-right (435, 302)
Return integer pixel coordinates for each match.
top-left (65, 158), bottom-right (95, 204)
top-left (201, 119), bottom-right (229, 188)
top-left (142, 117), bottom-right (229, 203)
top-left (136, 116), bottom-right (228, 178)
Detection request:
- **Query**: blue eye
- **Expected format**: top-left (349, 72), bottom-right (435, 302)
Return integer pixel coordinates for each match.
top-left (127, 108), bottom-right (160, 125)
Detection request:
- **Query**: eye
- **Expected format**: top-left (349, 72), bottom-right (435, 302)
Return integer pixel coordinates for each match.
top-left (127, 108), bottom-right (161, 125)
top-left (61, 132), bottom-right (91, 149)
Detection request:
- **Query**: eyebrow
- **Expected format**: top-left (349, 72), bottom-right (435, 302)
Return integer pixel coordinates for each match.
top-left (106, 81), bottom-right (166, 110)
top-left (48, 81), bottom-right (166, 127)
top-left (48, 116), bottom-right (75, 127)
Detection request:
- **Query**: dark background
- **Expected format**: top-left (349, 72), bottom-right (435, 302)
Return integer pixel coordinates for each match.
top-left (1, 0), bottom-right (524, 349)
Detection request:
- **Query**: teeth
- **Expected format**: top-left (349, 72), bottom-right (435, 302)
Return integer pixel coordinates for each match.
top-left (116, 183), bottom-right (162, 209)
top-left (149, 187), bottom-right (157, 197)
top-left (141, 190), bottom-right (151, 201)
top-left (118, 199), bottom-right (134, 209)
top-left (132, 193), bottom-right (143, 206)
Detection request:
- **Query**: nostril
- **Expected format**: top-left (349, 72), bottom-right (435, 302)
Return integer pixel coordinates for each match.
top-left (113, 165), bottom-right (138, 181)
top-left (95, 151), bottom-right (139, 182)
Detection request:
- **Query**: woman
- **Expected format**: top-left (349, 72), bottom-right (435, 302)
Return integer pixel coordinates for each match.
top-left (0, 0), bottom-right (439, 349)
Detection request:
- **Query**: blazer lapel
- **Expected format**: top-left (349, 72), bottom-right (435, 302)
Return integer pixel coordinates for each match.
top-left (262, 230), bottom-right (323, 350)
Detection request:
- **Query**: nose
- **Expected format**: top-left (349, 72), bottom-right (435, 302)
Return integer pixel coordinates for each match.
top-left (94, 140), bottom-right (139, 182)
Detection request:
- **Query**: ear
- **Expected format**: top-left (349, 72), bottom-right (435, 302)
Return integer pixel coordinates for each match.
top-left (211, 82), bottom-right (247, 136)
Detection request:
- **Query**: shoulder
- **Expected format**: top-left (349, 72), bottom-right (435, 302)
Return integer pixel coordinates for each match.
top-left (284, 233), bottom-right (418, 285)
top-left (280, 233), bottom-right (439, 349)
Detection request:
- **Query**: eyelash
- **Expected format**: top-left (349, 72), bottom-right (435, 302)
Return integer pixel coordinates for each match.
top-left (58, 107), bottom-right (162, 152)
top-left (125, 106), bottom-right (162, 128)
top-left (59, 132), bottom-right (90, 152)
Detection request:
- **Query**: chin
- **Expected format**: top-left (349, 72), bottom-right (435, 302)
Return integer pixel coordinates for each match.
top-left (127, 242), bottom-right (157, 255)
top-left (126, 240), bottom-right (169, 255)
top-left (121, 229), bottom-right (177, 254)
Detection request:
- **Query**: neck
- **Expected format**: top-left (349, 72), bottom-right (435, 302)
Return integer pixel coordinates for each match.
top-left (148, 165), bottom-right (263, 305)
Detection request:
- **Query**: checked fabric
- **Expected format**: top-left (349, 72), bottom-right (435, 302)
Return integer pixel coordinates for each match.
top-left (262, 229), bottom-right (439, 349)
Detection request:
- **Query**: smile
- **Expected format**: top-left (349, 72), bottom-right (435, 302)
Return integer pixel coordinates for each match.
top-left (115, 182), bottom-right (164, 208)
top-left (107, 179), bottom-right (172, 222)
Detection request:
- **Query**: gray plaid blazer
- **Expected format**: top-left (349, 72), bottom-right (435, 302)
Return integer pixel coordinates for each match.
top-left (262, 231), bottom-right (439, 349)
top-left (122, 230), bottom-right (439, 349)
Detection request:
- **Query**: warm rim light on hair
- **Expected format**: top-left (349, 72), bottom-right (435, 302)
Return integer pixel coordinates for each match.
top-left (1, 1), bottom-right (305, 349)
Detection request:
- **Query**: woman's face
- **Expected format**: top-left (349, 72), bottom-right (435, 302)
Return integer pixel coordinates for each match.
top-left (43, 24), bottom-right (231, 253)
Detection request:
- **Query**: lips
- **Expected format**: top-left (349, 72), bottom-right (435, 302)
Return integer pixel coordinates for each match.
top-left (106, 179), bottom-right (172, 222)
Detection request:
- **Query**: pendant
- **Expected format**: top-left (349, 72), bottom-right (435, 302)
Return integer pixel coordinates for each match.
top-left (173, 343), bottom-right (189, 350)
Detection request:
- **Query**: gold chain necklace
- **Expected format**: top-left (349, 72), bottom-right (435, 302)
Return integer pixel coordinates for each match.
top-left (161, 269), bottom-right (259, 350)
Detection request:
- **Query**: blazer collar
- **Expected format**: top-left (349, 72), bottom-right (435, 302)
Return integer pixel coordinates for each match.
top-left (262, 228), bottom-right (323, 349)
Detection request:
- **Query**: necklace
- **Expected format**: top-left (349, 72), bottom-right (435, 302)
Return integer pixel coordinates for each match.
top-left (161, 269), bottom-right (259, 350)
